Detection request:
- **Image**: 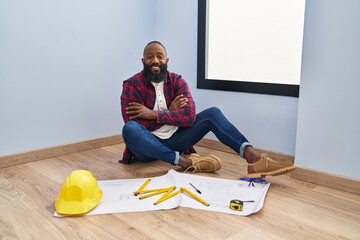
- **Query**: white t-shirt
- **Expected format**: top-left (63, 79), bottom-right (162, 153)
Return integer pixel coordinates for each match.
top-left (151, 81), bottom-right (178, 139)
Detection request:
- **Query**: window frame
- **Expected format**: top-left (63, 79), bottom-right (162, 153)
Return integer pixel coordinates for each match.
top-left (197, 0), bottom-right (300, 97)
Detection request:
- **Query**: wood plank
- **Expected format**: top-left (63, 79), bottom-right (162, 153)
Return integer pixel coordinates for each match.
top-left (291, 167), bottom-right (360, 195)
top-left (1, 135), bottom-right (359, 195)
top-left (0, 135), bottom-right (123, 168)
top-left (0, 143), bottom-right (359, 239)
top-left (197, 137), bottom-right (295, 163)
top-left (197, 138), bottom-right (360, 194)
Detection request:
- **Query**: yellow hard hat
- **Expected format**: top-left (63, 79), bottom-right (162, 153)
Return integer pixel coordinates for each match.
top-left (55, 170), bottom-right (102, 215)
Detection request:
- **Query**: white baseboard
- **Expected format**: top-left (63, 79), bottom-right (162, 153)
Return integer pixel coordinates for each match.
top-left (0, 135), bottom-right (123, 168)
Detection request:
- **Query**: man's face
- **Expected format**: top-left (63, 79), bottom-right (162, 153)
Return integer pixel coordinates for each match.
top-left (142, 43), bottom-right (169, 83)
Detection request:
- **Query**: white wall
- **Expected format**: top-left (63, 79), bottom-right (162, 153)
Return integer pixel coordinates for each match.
top-left (2, 0), bottom-right (357, 180)
top-left (0, 0), bottom-right (154, 155)
top-left (155, 0), bottom-right (360, 180)
top-left (1, 0), bottom-right (298, 157)
top-left (295, 0), bottom-right (360, 180)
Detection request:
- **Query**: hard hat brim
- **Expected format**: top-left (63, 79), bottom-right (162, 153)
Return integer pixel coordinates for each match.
top-left (55, 189), bottom-right (102, 215)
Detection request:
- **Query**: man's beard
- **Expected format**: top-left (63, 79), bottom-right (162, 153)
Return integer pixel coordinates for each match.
top-left (143, 63), bottom-right (168, 83)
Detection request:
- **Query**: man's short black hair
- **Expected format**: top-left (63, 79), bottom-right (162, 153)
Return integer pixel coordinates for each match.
top-left (143, 41), bottom-right (167, 56)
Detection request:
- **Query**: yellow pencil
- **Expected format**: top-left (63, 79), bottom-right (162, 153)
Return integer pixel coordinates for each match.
top-left (139, 188), bottom-right (170, 200)
top-left (135, 187), bottom-right (172, 195)
top-left (153, 186), bottom-right (176, 204)
top-left (134, 178), bottom-right (151, 195)
top-left (153, 189), bottom-right (181, 205)
top-left (181, 187), bottom-right (210, 206)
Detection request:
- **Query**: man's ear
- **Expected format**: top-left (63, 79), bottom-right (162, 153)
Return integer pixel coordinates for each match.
top-left (141, 58), bottom-right (145, 64)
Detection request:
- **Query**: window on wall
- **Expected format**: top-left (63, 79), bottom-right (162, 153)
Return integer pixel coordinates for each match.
top-left (197, 0), bottom-right (306, 97)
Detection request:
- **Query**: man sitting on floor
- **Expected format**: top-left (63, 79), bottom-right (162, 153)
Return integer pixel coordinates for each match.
top-left (120, 41), bottom-right (295, 177)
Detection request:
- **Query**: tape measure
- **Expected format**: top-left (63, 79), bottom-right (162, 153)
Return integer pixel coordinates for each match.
top-left (229, 199), bottom-right (243, 211)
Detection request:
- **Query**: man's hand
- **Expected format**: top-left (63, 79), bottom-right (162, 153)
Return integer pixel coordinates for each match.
top-left (126, 102), bottom-right (157, 120)
top-left (169, 94), bottom-right (188, 111)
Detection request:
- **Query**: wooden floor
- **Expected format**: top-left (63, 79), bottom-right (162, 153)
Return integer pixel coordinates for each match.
top-left (0, 143), bottom-right (359, 240)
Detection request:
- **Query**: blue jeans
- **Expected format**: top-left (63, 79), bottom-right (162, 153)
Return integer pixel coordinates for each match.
top-left (122, 107), bottom-right (251, 165)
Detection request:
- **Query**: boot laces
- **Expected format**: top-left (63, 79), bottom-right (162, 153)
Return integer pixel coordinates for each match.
top-left (261, 153), bottom-right (271, 168)
top-left (184, 159), bottom-right (215, 173)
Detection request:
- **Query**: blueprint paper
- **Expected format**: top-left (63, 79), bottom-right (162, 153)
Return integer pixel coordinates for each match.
top-left (170, 170), bottom-right (270, 216)
top-left (54, 170), bottom-right (270, 217)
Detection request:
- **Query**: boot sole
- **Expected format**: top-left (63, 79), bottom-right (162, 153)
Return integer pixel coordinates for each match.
top-left (247, 165), bottom-right (296, 178)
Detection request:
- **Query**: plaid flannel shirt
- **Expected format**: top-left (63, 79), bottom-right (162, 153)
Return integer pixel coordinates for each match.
top-left (119, 70), bottom-right (196, 164)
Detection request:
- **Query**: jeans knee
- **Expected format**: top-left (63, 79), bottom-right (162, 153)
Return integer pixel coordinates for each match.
top-left (122, 121), bottom-right (139, 137)
top-left (206, 106), bottom-right (222, 116)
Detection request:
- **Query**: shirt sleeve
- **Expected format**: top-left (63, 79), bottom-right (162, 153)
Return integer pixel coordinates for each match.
top-left (120, 79), bottom-right (158, 130)
top-left (156, 76), bottom-right (196, 127)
